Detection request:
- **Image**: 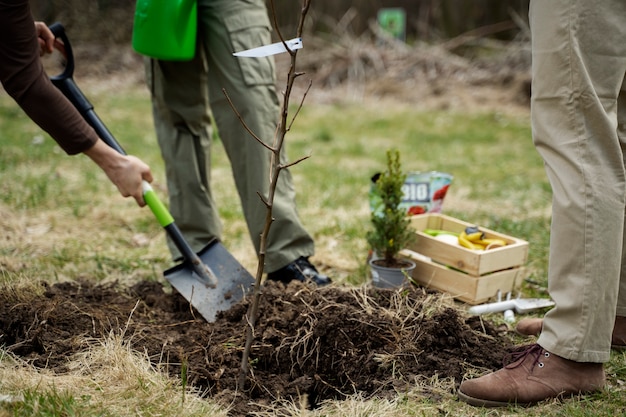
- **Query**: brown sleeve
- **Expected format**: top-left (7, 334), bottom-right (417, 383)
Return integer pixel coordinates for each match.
top-left (0, 0), bottom-right (98, 155)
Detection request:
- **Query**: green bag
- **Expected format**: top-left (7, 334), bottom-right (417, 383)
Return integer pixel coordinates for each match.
top-left (132, 0), bottom-right (197, 61)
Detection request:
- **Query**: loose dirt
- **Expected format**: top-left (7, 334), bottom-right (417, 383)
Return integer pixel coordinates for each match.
top-left (0, 279), bottom-right (513, 415)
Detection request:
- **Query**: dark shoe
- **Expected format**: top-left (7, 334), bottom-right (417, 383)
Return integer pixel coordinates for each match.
top-left (458, 344), bottom-right (604, 407)
top-left (516, 316), bottom-right (626, 349)
top-left (612, 316), bottom-right (626, 348)
top-left (267, 257), bottom-right (331, 286)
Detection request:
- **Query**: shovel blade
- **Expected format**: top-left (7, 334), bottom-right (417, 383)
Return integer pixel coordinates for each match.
top-left (164, 240), bottom-right (255, 322)
top-left (514, 298), bottom-right (555, 314)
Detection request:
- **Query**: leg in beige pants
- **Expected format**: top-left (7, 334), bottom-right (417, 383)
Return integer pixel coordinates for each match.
top-left (531, 0), bottom-right (626, 363)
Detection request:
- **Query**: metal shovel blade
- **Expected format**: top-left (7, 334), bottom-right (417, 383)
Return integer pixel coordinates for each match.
top-left (164, 240), bottom-right (255, 322)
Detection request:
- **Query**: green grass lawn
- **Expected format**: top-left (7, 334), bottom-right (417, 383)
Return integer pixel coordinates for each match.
top-left (1, 83), bottom-right (624, 416)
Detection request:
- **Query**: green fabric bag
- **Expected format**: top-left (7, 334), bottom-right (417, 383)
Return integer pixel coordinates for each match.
top-left (132, 0), bottom-right (197, 61)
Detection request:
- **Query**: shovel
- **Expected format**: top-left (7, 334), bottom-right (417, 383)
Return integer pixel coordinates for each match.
top-left (48, 22), bottom-right (255, 322)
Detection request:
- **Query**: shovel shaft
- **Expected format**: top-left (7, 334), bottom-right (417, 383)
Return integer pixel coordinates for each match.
top-left (164, 223), bottom-right (218, 287)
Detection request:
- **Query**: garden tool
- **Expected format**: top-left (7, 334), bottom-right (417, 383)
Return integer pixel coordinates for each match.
top-left (467, 297), bottom-right (555, 315)
top-left (48, 23), bottom-right (255, 322)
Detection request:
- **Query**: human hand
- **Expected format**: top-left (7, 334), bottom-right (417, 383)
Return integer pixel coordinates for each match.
top-left (84, 139), bottom-right (154, 207)
top-left (107, 154), bottom-right (154, 207)
top-left (34, 21), bottom-right (55, 56)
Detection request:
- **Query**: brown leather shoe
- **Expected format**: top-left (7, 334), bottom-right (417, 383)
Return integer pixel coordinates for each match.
top-left (515, 317), bottom-right (543, 336)
top-left (458, 344), bottom-right (604, 407)
top-left (516, 316), bottom-right (626, 349)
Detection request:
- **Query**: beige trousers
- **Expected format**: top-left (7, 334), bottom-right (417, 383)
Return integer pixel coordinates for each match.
top-left (531, 0), bottom-right (626, 362)
top-left (145, 0), bottom-right (314, 272)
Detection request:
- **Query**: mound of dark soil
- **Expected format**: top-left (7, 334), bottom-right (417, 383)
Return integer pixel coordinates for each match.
top-left (0, 280), bottom-right (513, 415)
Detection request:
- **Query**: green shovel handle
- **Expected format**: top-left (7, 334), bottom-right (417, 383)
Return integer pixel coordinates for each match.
top-left (142, 181), bottom-right (174, 227)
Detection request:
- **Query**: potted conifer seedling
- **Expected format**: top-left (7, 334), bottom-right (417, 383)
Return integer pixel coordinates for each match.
top-left (367, 149), bottom-right (416, 288)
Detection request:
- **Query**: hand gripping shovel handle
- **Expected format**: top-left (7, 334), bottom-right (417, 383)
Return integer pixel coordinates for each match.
top-left (48, 22), bottom-right (218, 288)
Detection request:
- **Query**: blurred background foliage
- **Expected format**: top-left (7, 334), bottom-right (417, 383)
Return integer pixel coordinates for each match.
top-left (30, 0), bottom-right (530, 45)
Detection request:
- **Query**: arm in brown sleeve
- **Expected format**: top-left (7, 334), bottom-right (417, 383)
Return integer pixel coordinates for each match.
top-left (0, 0), bottom-right (98, 155)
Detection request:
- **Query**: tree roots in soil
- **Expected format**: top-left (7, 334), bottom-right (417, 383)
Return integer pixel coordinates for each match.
top-left (0, 279), bottom-right (513, 415)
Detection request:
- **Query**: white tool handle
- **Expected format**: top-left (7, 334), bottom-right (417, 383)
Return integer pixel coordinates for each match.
top-left (468, 300), bottom-right (517, 315)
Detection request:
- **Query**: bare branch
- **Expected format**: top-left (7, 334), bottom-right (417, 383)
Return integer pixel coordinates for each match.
top-left (279, 154), bottom-right (310, 170)
top-left (288, 79), bottom-right (312, 132)
top-left (297, 0), bottom-right (311, 36)
top-left (256, 191), bottom-right (270, 208)
top-left (269, 0), bottom-right (295, 58)
top-left (222, 88), bottom-right (275, 153)
top-left (238, 0), bottom-right (312, 391)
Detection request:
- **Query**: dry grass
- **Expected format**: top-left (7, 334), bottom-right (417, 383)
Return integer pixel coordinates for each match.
top-left (0, 334), bottom-right (228, 416)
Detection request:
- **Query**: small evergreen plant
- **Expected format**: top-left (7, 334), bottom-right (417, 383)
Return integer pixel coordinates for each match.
top-left (366, 149), bottom-right (414, 267)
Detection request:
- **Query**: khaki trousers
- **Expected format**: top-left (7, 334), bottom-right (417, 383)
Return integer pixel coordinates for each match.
top-left (145, 0), bottom-right (314, 272)
top-left (530, 0), bottom-right (626, 362)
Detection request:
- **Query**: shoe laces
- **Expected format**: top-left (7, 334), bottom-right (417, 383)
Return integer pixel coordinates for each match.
top-left (503, 344), bottom-right (547, 370)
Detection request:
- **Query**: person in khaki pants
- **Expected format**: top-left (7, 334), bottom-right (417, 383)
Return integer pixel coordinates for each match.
top-left (144, 0), bottom-right (330, 285)
top-left (458, 0), bottom-right (626, 407)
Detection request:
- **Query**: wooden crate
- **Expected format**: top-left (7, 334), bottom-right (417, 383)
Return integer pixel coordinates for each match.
top-left (402, 213), bottom-right (529, 304)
